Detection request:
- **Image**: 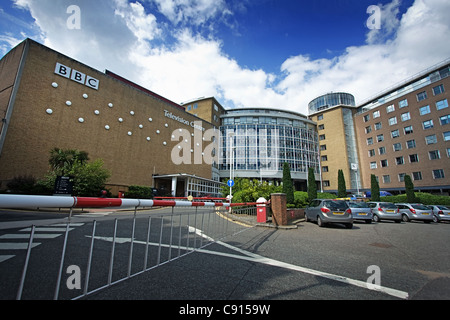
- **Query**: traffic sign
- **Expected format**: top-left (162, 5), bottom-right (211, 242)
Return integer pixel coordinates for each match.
top-left (227, 179), bottom-right (235, 187)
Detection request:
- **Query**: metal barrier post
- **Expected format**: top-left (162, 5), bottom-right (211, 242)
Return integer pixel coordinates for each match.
top-left (16, 225), bottom-right (35, 300)
top-left (127, 207), bottom-right (137, 278)
top-left (143, 216), bottom-right (152, 271)
top-left (83, 220), bottom-right (97, 296)
top-left (108, 219), bottom-right (118, 286)
top-left (54, 223), bottom-right (71, 300)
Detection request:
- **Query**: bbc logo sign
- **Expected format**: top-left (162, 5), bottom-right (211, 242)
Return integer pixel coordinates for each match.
top-left (54, 62), bottom-right (100, 90)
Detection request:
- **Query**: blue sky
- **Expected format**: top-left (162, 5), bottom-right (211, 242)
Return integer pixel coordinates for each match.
top-left (1, 0), bottom-right (449, 114)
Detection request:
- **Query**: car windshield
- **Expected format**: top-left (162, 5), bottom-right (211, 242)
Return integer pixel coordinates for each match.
top-left (380, 203), bottom-right (397, 209)
top-left (437, 205), bottom-right (449, 210)
top-left (324, 200), bottom-right (348, 210)
top-left (348, 202), bottom-right (369, 208)
top-left (412, 204), bottom-right (430, 210)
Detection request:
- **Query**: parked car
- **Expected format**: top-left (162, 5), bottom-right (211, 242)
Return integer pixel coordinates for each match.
top-left (347, 201), bottom-right (373, 223)
top-left (367, 202), bottom-right (402, 223)
top-left (429, 205), bottom-right (450, 223)
top-left (305, 199), bottom-right (353, 229)
top-left (395, 203), bottom-right (433, 223)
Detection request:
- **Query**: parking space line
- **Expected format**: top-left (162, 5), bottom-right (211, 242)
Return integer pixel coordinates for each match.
top-left (215, 240), bottom-right (409, 300)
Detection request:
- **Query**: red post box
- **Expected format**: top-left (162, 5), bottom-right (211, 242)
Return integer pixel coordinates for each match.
top-left (256, 197), bottom-right (267, 223)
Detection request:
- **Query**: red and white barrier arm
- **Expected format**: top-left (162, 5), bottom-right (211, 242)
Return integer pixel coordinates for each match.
top-left (0, 194), bottom-right (258, 209)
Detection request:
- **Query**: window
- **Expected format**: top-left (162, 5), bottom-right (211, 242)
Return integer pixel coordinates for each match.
top-left (323, 181), bottom-right (330, 187)
top-left (425, 134), bottom-right (437, 144)
top-left (370, 162), bottom-right (377, 169)
top-left (419, 105), bottom-right (430, 115)
top-left (409, 154), bottom-right (419, 163)
top-left (447, 147), bottom-right (450, 158)
top-left (391, 129), bottom-right (400, 138)
top-left (398, 173), bottom-right (406, 182)
top-left (422, 120), bottom-right (434, 130)
top-left (399, 99), bottom-right (408, 108)
top-left (417, 91), bottom-right (428, 101)
top-left (319, 134), bottom-right (326, 140)
top-left (363, 114), bottom-right (370, 122)
top-left (377, 134), bottom-right (384, 142)
top-left (193, 103), bottom-right (198, 109)
top-left (433, 84), bottom-right (445, 95)
top-left (367, 137), bottom-right (373, 145)
top-left (393, 143), bottom-right (402, 151)
top-left (406, 139), bottom-right (416, 149)
top-left (433, 169), bottom-right (445, 179)
top-left (412, 172), bottom-right (422, 181)
top-left (374, 122), bottom-right (382, 130)
top-left (395, 156), bottom-right (404, 165)
top-left (320, 145), bottom-right (327, 151)
top-left (440, 115), bottom-right (450, 125)
top-left (386, 104), bottom-right (395, 113)
top-left (373, 110), bottom-right (380, 118)
top-left (429, 150), bottom-right (440, 160)
top-left (317, 114), bottom-right (324, 121)
top-left (401, 112), bottom-right (411, 121)
top-left (365, 126), bottom-right (372, 134)
top-left (380, 159), bottom-right (388, 167)
top-left (388, 117), bottom-right (397, 126)
top-left (383, 175), bottom-right (391, 184)
top-left (436, 99), bottom-right (448, 110)
top-left (321, 155), bottom-right (328, 161)
top-left (187, 105), bottom-right (192, 111)
top-left (368, 149), bottom-right (375, 157)
top-left (322, 166), bottom-right (329, 172)
top-left (318, 124), bottom-right (325, 130)
top-left (379, 146), bottom-right (386, 155)
top-left (444, 131), bottom-right (450, 141)
top-left (404, 126), bottom-right (413, 134)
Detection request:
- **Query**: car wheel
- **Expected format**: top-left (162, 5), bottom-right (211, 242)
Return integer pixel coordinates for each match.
top-left (317, 216), bottom-right (324, 227)
top-left (432, 215), bottom-right (439, 223)
top-left (304, 214), bottom-right (309, 222)
top-left (373, 214), bottom-right (380, 222)
top-left (402, 214), bottom-right (410, 222)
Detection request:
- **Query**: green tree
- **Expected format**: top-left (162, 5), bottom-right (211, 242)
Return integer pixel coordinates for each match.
top-left (337, 169), bottom-right (347, 198)
top-left (49, 148), bottom-right (89, 176)
top-left (404, 174), bottom-right (417, 203)
top-left (66, 159), bottom-right (111, 196)
top-left (370, 174), bottom-right (380, 201)
top-left (307, 167), bottom-right (317, 203)
top-left (282, 162), bottom-right (294, 205)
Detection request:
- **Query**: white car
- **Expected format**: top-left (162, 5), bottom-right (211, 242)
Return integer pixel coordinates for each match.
top-left (429, 205), bottom-right (450, 223)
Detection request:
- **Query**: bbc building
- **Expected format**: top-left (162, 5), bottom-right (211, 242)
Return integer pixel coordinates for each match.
top-left (309, 60), bottom-right (450, 195)
top-left (0, 39), bottom-right (319, 197)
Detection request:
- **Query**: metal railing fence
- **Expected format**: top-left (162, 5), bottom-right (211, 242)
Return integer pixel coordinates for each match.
top-left (0, 195), bottom-right (259, 300)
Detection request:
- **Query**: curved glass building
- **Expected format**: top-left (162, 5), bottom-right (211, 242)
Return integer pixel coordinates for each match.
top-left (308, 92), bottom-right (355, 114)
top-left (219, 108), bottom-right (319, 187)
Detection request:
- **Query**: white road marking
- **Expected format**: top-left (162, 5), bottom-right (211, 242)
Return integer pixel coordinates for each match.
top-left (0, 255), bottom-right (15, 263)
top-left (0, 234), bottom-right (61, 239)
top-left (0, 243), bottom-right (41, 250)
top-left (20, 227), bottom-right (74, 232)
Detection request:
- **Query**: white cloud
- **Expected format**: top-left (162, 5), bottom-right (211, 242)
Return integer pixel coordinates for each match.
top-left (2, 0), bottom-right (450, 115)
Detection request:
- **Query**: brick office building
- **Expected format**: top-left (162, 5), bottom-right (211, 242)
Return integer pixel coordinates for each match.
top-left (354, 61), bottom-right (450, 194)
top-left (0, 39), bottom-right (221, 196)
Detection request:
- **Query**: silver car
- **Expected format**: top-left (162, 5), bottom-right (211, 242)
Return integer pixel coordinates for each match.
top-left (305, 199), bottom-right (353, 229)
top-left (396, 203), bottom-right (433, 223)
top-left (347, 201), bottom-right (373, 223)
top-left (367, 202), bottom-right (402, 223)
top-left (429, 205), bottom-right (450, 223)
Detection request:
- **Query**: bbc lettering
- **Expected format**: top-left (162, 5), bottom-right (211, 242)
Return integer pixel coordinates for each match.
top-left (54, 62), bottom-right (99, 90)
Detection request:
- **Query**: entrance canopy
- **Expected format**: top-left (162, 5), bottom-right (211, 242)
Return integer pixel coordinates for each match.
top-left (152, 173), bottom-right (224, 198)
